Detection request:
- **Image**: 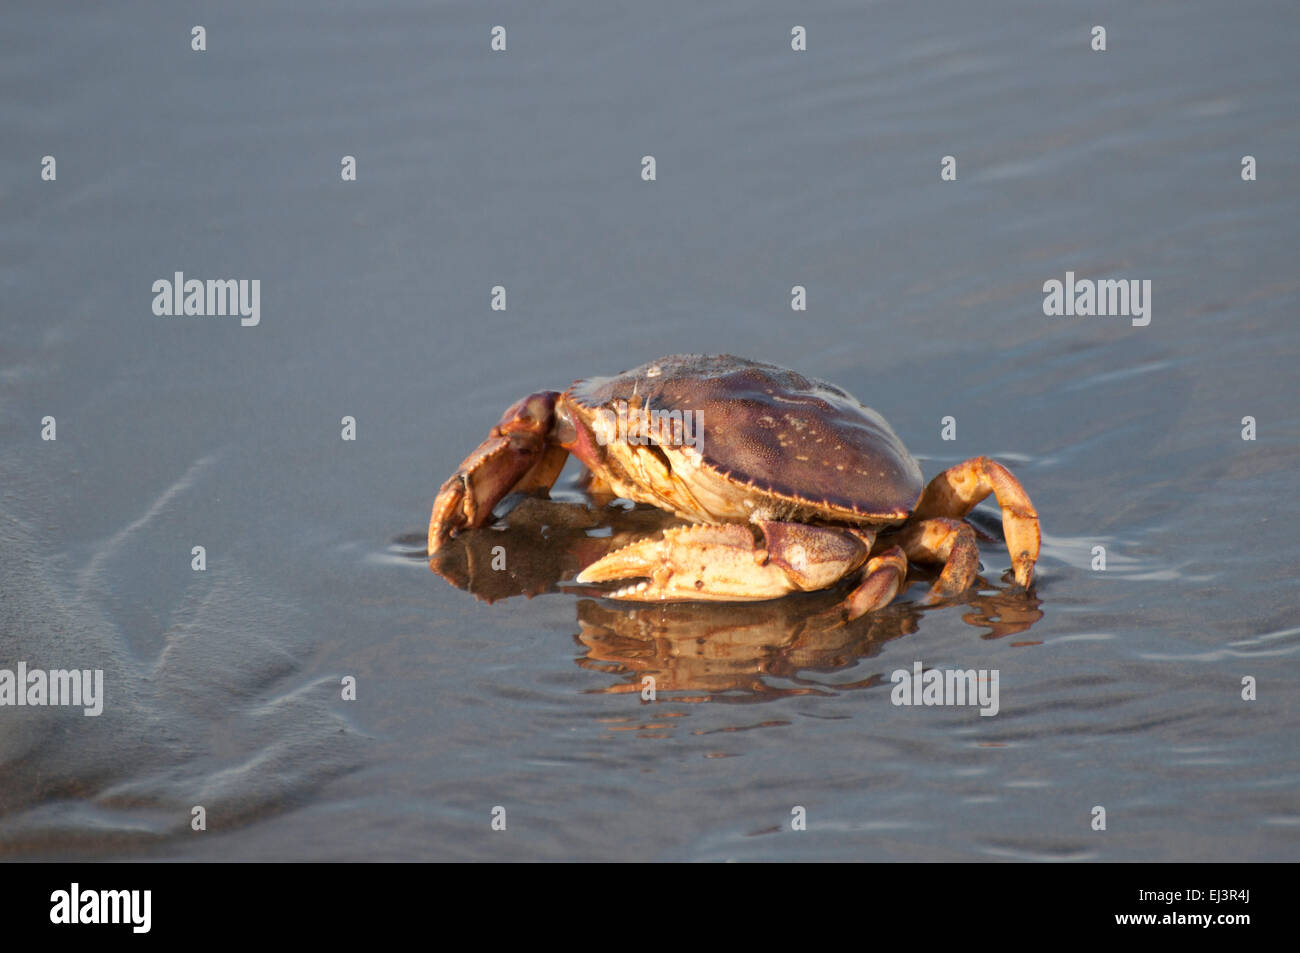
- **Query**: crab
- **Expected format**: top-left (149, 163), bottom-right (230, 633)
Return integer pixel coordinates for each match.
top-left (428, 354), bottom-right (1040, 620)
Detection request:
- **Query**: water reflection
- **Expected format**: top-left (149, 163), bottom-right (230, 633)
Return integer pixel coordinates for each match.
top-left (573, 595), bottom-right (921, 701)
top-left (426, 495), bottom-right (682, 603)
top-left (575, 581), bottom-right (1043, 701)
top-left (425, 495), bottom-right (1043, 700)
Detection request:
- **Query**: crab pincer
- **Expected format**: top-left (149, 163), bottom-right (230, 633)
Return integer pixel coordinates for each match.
top-left (428, 392), bottom-right (565, 555)
top-left (577, 521), bottom-right (875, 602)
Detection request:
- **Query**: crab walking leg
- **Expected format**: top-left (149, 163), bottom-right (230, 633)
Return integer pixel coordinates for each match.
top-left (894, 517), bottom-right (981, 603)
top-left (912, 456), bottom-right (1040, 587)
top-left (838, 546), bottom-right (909, 620)
top-left (576, 521), bottom-right (872, 602)
top-left (428, 392), bottom-right (565, 554)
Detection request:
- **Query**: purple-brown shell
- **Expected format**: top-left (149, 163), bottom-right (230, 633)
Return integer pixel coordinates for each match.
top-left (566, 354), bottom-right (924, 519)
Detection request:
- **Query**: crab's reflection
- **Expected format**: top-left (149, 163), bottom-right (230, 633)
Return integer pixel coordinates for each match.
top-left (573, 595), bottom-right (920, 701)
top-left (427, 495), bottom-right (683, 603)
top-left (426, 496), bottom-right (1043, 701)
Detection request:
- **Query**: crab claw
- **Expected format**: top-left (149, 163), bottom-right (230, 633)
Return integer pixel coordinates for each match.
top-left (428, 392), bottom-right (565, 555)
top-left (576, 521), bottom-right (872, 602)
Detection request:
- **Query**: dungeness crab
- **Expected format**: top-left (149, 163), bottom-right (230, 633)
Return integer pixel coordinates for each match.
top-left (428, 355), bottom-right (1040, 620)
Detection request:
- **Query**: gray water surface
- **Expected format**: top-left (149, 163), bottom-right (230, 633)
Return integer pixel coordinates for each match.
top-left (2, 1), bottom-right (1298, 861)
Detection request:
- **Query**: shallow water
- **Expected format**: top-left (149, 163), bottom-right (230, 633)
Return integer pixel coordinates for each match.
top-left (2, 0), bottom-right (1298, 860)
